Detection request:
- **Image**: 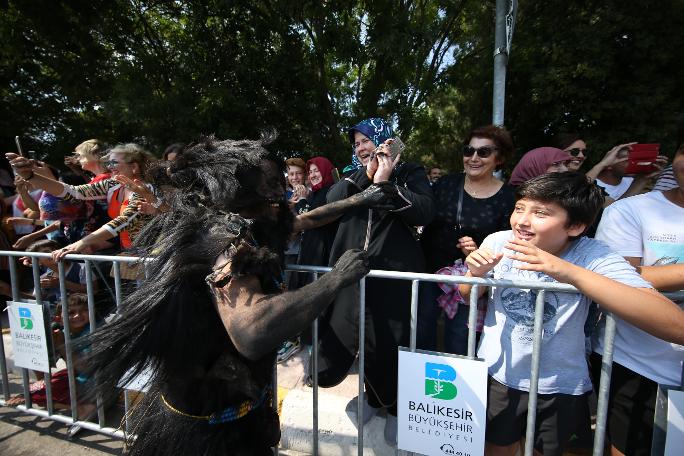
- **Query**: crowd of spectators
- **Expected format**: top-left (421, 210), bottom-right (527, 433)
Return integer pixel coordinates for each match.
top-left (1, 119), bottom-right (683, 454)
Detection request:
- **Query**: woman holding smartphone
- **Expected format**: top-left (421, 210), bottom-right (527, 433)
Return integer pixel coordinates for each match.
top-left (316, 117), bottom-right (435, 445)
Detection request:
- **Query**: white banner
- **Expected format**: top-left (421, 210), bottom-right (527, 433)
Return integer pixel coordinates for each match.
top-left (398, 348), bottom-right (487, 456)
top-left (8, 301), bottom-right (51, 373)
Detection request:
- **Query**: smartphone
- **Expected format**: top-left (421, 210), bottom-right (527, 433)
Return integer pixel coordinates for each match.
top-left (15, 135), bottom-right (25, 157)
top-left (624, 143), bottom-right (659, 174)
top-left (389, 136), bottom-right (406, 159)
top-left (372, 136), bottom-right (406, 161)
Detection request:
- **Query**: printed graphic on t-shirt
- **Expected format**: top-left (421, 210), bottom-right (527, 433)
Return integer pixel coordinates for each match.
top-left (500, 288), bottom-right (559, 341)
top-left (645, 240), bottom-right (684, 266)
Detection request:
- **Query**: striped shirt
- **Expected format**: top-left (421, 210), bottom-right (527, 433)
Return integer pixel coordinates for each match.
top-left (58, 178), bottom-right (153, 244)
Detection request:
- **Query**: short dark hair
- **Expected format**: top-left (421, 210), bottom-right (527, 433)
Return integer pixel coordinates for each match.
top-left (163, 143), bottom-right (185, 161)
top-left (67, 292), bottom-right (89, 309)
top-left (26, 239), bottom-right (61, 252)
top-left (553, 132), bottom-right (583, 150)
top-left (515, 172), bottom-right (604, 235)
top-left (465, 125), bottom-right (514, 167)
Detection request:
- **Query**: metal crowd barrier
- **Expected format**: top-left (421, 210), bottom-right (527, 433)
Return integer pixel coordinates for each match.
top-left (288, 264), bottom-right (684, 456)
top-left (0, 250), bottom-right (681, 456)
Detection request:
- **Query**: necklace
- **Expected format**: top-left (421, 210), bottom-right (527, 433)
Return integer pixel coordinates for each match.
top-left (464, 177), bottom-right (499, 198)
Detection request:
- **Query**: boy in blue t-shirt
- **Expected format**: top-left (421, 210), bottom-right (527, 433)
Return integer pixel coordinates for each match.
top-left (458, 172), bottom-right (684, 456)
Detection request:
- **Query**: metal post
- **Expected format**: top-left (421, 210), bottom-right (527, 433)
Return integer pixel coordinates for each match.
top-left (0, 257), bottom-right (20, 400)
top-left (85, 260), bottom-right (106, 426)
top-left (58, 261), bottom-right (79, 420)
top-left (31, 261), bottom-right (54, 415)
top-left (409, 280), bottom-right (419, 351)
top-left (492, 0), bottom-right (509, 125)
top-left (524, 290), bottom-right (546, 456)
top-left (272, 361), bottom-right (279, 456)
top-left (312, 271), bottom-right (319, 456)
top-left (593, 313), bottom-right (616, 456)
top-left (357, 278), bottom-right (366, 456)
top-left (467, 285), bottom-right (480, 358)
top-left (113, 261), bottom-right (122, 308)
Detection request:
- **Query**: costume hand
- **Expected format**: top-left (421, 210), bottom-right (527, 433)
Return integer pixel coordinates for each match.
top-left (504, 239), bottom-right (572, 282)
top-left (465, 247), bottom-right (502, 277)
top-left (5, 153), bottom-right (36, 179)
top-left (332, 249), bottom-right (370, 287)
top-left (457, 236), bottom-right (478, 256)
top-left (356, 182), bottom-right (398, 209)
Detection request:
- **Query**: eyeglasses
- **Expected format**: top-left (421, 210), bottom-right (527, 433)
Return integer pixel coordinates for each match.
top-left (103, 160), bottom-right (127, 168)
top-left (462, 145), bottom-right (498, 158)
top-left (566, 148), bottom-right (587, 157)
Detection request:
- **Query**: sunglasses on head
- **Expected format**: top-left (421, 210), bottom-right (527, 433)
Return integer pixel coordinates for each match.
top-left (566, 148), bottom-right (587, 157)
top-left (462, 145), bottom-right (497, 158)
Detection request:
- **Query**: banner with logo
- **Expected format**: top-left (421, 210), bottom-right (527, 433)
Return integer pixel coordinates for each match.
top-left (397, 348), bottom-right (487, 456)
top-left (8, 301), bottom-right (51, 373)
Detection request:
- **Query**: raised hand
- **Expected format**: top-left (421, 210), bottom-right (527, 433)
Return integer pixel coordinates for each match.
top-left (504, 238), bottom-right (572, 282)
top-left (113, 175), bottom-right (154, 199)
top-left (465, 247), bottom-right (503, 277)
top-left (5, 153), bottom-right (35, 179)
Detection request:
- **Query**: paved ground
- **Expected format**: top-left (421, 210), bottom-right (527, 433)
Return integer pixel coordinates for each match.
top-left (0, 335), bottom-right (315, 456)
top-left (0, 406), bottom-right (123, 456)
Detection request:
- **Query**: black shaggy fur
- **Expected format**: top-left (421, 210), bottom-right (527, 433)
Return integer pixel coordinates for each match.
top-left (81, 135), bottom-right (292, 455)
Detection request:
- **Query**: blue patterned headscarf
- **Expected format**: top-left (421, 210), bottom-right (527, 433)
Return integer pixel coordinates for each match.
top-left (348, 117), bottom-right (394, 169)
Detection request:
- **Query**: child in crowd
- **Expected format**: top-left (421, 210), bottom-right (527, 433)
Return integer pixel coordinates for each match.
top-left (0, 239), bottom-right (93, 302)
top-left (458, 172), bottom-right (684, 456)
top-left (7, 293), bottom-right (96, 416)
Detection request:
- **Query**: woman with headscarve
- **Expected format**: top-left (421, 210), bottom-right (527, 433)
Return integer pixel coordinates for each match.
top-left (295, 157), bottom-right (339, 271)
top-left (508, 147), bottom-right (573, 186)
top-left (316, 118), bottom-right (435, 445)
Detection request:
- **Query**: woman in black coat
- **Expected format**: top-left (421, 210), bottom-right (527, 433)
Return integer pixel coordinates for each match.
top-left (316, 117), bottom-right (435, 445)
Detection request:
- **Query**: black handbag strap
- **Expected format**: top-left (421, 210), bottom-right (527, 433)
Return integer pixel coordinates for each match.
top-left (456, 175), bottom-right (465, 231)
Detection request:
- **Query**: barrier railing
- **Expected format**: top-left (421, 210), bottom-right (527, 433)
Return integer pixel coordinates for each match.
top-left (0, 251), bottom-right (681, 455)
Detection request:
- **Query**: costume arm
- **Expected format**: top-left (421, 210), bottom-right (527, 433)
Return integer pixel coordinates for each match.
top-left (325, 170), bottom-right (371, 203)
top-left (293, 182), bottom-right (398, 232)
top-left (383, 164), bottom-right (436, 226)
top-left (212, 249), bottom-right (369, 360)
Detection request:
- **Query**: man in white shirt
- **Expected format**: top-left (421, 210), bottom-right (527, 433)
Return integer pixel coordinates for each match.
top-left (593, 142), bottom-right (684, 455)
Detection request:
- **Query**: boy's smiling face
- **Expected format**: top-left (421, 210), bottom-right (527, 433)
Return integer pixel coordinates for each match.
top-left (510, 198), bottom-right (586, 255)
